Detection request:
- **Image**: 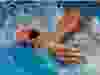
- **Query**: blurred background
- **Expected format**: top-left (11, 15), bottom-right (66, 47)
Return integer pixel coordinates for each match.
top-left (0, 0), bottom-right (99, 75)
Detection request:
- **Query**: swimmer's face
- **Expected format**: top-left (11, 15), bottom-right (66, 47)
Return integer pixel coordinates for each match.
top-left (32, 32), bottom-right (80, 64)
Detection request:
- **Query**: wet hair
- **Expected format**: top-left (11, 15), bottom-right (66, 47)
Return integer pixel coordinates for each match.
top-left (29, 28), bottom-right (40, 39)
